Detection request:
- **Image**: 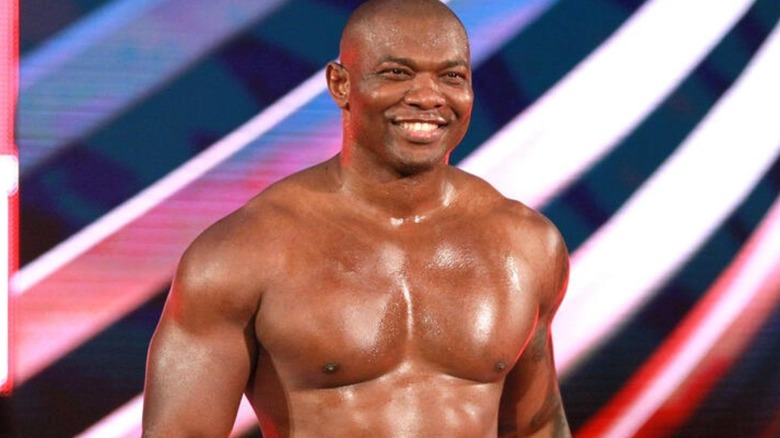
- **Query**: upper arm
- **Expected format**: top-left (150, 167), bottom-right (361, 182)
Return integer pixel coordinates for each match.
top-left (142, 224), bottom-right (261, 437)
top-left (499, 212), bottom-right (571, 437)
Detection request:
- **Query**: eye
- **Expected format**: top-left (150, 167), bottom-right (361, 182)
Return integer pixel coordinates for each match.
top-left (379, 67), bottom-right (411, 79)
top-left (442, 71), bottom-right (467, 84)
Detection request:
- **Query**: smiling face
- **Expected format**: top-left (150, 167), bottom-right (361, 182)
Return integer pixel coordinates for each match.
top-left (328, 0), bottom-right (474, 178)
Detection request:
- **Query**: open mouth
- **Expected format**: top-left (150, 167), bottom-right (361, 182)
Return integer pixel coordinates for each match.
top-left (393, 121), bottom-right (446, 143)
top-left (396, 121), bottom-right (441, 133)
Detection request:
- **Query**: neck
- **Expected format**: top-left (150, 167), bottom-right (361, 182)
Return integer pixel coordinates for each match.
top-left (333, 154), bottom-right (455, 224)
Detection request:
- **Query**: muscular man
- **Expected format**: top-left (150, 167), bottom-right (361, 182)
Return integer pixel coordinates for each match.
top-left (142, 0), bottom-right (571, 436)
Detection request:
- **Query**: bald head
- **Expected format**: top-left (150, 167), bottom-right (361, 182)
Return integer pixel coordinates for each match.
top-left (339, 0), bottom-right (469, 67)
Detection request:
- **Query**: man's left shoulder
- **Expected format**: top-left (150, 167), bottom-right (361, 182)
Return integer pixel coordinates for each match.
top-left (451, 168), bottom-right (566, 251)
top-left (500, 200), bottom-right (569, 309)
top-left (502, 199), bottom-right (561, 240)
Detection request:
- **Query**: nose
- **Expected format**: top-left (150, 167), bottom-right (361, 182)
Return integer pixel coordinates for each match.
top-left (403, 74), bottom-right (445, 109)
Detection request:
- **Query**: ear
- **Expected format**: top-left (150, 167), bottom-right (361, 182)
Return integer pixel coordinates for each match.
top-left (326, 61), bottom-right (350, 109)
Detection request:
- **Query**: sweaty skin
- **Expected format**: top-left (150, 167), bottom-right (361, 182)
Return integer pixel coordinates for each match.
top-left (142, 1), bottom-right (571, 437)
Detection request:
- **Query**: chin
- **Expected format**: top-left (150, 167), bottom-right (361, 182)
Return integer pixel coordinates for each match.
top-left (383, 139), bottom-right (454, 175)
top-left (393, 154), bottom-right (448, 176)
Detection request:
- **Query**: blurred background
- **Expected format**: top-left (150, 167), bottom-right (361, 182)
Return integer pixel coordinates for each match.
top-left (5, 0), bottom-right (780, 436)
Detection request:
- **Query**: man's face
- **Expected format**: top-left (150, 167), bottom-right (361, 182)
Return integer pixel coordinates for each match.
top-left (341, 12), bottom-right (473, 176)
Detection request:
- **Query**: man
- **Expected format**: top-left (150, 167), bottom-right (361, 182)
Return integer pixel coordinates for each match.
top-left (142, 0), bottom-right (571, 436)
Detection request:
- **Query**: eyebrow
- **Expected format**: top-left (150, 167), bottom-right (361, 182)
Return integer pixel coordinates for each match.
top-left (378, 56), bottom-right (470, 70)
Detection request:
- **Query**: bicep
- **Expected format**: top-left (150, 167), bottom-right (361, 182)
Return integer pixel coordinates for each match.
top-left (498, 323), bottom-right (570, 438)
top-left (499, 209), bottom-right (570, 436)
top-left (143, 270), bottom-right (258, 436)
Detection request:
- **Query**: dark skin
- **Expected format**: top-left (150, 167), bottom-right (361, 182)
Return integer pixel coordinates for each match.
top-left (142, 1), bottom-right (571, 437)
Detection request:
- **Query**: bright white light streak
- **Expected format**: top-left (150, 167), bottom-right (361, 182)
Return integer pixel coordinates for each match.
top-left (10, 67), bottom-right (327, 296)
top-left (554, 20), bottom-right (780, 377)
top-left (599, 180), bottom-right (780, 438)
top-left (460, 0), bottom-right (754, 208)
top-left (0, 156), bottom-right (17, 391)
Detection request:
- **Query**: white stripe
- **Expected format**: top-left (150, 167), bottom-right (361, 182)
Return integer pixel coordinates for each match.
top-left (554, 19), bottom-right (780, 377)
top-left (460, 0), bottom-right (754, 208)
top-left (605, 195), bottom-right (780, 438)
top-left (0, 156), bottom-right (15, 389)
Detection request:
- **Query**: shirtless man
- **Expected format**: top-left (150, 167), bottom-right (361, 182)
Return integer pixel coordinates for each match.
top-left (142, 0), bottom-right (571, 436)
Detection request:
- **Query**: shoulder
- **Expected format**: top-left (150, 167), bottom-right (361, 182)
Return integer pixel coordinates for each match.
top-left (453, 168), bottom-right (569, 313)
top-left (451, 167), bottom-right (561, 240)
top-left (500, 199), bottom-right (566, 258)
top-left (192, 159), bottom-right (332, 251)
top-left (500, 201), bottom-right (568, 317)
top-left (172, 166), bottom-right (326, 319)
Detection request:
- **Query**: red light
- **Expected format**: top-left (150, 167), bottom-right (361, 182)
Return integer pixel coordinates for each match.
top-left (0, 0), bottom-right (19, 394)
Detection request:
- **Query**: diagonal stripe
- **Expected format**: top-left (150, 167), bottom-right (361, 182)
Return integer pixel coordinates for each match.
top-left (553, 18), bottom-right (780, 377)
top-left (460, 0), bottom-right (754, 208)
top-left (18, 0), bottom-right (288, 173)
top-left (578, 192), bottom-right (780, 437)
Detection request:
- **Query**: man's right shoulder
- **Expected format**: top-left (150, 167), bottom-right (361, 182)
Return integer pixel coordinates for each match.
top-left (176, 173), bottom-right (316, 293)
top-left (191, 177), bottom-right (308, 256)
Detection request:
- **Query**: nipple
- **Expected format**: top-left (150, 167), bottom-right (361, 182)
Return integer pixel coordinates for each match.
top-left (322, 362), bottom-right (341, 374)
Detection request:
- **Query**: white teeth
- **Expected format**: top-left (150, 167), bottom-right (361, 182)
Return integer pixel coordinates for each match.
top-left (398, 122), bottom-right (438, 133)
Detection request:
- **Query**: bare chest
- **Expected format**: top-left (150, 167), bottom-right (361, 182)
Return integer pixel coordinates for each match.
top-left (255, 222), bottom-right (540, 388)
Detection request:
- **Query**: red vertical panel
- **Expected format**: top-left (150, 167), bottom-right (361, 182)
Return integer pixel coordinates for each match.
top-left (0, 0), bottom-right (19, 393)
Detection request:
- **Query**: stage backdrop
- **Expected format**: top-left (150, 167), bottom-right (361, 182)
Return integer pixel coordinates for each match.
top-left (12, 0), bottom-right (780, 437)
